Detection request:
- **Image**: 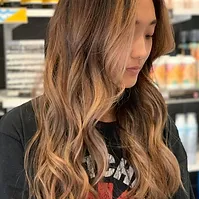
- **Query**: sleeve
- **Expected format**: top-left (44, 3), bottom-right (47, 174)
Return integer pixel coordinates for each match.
top-left (165, 116), bottom-right (195, 199)
top-left (0, 110), bottom-right (29, 199)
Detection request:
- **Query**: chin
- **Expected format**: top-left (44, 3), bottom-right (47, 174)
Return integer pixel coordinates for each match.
top-left (124, 79), bottom-right (138, 88)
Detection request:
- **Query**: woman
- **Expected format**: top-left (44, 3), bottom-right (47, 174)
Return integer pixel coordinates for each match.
top-left (0, 0), bottom-right (195, 198)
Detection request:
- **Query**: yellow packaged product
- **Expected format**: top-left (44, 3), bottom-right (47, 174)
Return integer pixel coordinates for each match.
top-left (153, 56), bottom-right (167, 89)
top-left (166, 56), bottom-right (182, 90)
top-left (0, 0), bottom-right (3, 7)
top-left (182, 55), bottom-right (197, 89)
top-left (42, 0), bottom-right (58, 8)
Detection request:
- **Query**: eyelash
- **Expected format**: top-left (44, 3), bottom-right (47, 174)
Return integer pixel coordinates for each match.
top-left (145, 34), bottom-right (154, 40)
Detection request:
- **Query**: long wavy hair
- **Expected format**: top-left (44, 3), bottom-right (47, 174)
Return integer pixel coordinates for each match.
top-left (25, 0), bottom-right (182, 198)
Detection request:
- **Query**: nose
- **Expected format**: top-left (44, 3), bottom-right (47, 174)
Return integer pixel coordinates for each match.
top-left (130, 36), bottom-right (148, 60)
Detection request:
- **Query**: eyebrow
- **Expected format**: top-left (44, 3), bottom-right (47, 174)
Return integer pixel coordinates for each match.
top-left (136, 19), bottom-right (157, 26)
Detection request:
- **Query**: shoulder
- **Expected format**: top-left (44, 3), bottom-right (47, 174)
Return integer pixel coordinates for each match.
top-left (0, 100), bottom-right (37, 148)
top-left (163, 115), bottom-right (187, 163)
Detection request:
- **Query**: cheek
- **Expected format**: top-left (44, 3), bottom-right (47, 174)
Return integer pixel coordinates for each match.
top-left (145, 41), bottom-right (153, 60)
top-left (147, 41), bottom-right (153, 54)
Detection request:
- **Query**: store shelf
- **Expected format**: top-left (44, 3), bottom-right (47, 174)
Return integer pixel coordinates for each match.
top-left (166, 98), bottom-right (199, 105)
top-left (161, 88), bottom-right (199, 102)
top-left (27, 9), bottom-right (54, 17)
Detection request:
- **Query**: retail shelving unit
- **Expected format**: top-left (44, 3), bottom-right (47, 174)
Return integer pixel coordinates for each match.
top-left (0, 8), bottom-right (50, 96)
top-left (166, 98), bottom-right (199, 105)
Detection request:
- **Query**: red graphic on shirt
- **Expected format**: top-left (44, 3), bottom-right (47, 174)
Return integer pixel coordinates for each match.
top-left (117, 190), bottom-right (128, 199)
top-left (87, 182), bottom-right (129, 199)
top-left (98, 182), bottom-right (113, 198)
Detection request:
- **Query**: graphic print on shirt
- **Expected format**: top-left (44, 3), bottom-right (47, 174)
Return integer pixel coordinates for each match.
top-left (87, 183), bottom-right (129, 199)
top-left (83, 153), bottom-right (136, 199)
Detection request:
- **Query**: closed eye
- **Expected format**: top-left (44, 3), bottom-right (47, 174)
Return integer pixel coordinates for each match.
top-left (145, 34), bottom-right (154, 39)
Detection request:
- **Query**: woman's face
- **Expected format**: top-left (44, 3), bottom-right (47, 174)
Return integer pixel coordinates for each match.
top-left (123, 0), bottom-right (156, 88)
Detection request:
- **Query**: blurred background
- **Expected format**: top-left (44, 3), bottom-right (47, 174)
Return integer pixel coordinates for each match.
top-left (1, 0), bottom-right (199, 198)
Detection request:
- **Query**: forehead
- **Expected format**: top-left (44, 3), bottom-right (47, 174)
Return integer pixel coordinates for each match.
top-left (136, 0), bottom-right (156, 23)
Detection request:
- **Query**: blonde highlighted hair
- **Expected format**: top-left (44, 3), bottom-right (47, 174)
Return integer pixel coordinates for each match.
top-left (25, 0), bottom-right (182, 198)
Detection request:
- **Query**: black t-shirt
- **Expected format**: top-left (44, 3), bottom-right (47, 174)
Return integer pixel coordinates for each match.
top-left (0, 100), bottom-right (195, 199)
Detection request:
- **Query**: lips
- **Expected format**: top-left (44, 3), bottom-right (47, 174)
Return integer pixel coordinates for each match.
top-left (126, 66), bottom-right (141, 75)
top-left (126, 66), bottom-right (141, 71)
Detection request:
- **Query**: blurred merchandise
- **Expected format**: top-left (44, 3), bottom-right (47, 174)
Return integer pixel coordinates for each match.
top-left (0, 0), bottom-right (59, 8)
top-left (165, 0), bottom-right (173, 9)
top-left (152, 56), bottom-right (167, 89)
top-left (152, 54), bottom-right (197, 90)
top-left (189, 30), bottom-right (198, 57)
top-left (179, 29), bottom-right (199, 88)
top-left (153, 29), bottom-right (199, 91)
top-left (3, 0), bottom-right (20, 7)
top-left (172, 0), bottom-right (184, 9)
top-left (175, 112), bottom-right (198, 165)
top-left (193, 0), bottom-right (199, 7)
top-left (197, 62), bottom-right (199, 87)
top-left (20, 0), bottom-right (42, 8)
top-left (42, 0), bottom-right (58, 8)
top-left (178, 29), bottom-right (199, 57)
top-left (5, 40), bottom-right (44, 96)
top-left (165, 0), bottom-right (199, 9)
top-left (184, 0), bottom-right (192, 8)
top-left (182, 51), bottom-right (197, 89)
top-left (0, 0), bottom-right (4, 7)
top-left (175, 113), bottom-right (187, 149)
top-left (166, 56), bottom-right (182, 89)
top-left (179, 30), bottom-right (189, 55)
top-left (186, 112), bottom-right (198, 165)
